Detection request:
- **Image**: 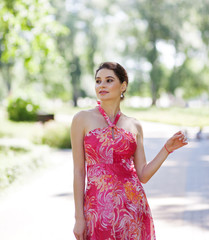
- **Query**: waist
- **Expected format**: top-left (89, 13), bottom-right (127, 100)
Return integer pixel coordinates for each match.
top-left (86, 162), bottom-right (136, 178)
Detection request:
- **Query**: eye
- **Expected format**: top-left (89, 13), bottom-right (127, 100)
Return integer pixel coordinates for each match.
top-left (107, 79), bottom-right (113, 83)
top-left (96, 80), bottom-right (101, 84)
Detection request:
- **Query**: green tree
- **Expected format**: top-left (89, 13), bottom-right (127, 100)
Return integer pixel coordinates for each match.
top-left (117, 0), bottom-right (196, 104)
top-left (53, 0), bottom-right (99, 106)
top-left (0, 0), bottom-right (67, 98)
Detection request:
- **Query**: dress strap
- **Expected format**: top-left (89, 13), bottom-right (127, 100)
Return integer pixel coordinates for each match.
top-left (97, 101), bottom-right (121, 127)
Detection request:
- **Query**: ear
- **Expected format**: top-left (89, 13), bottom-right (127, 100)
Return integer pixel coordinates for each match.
top-left (121, 81), bottom-right (127, 92)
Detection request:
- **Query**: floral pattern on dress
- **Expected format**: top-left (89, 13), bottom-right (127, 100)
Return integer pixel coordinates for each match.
top-left (83, 103), bottom-right (156, 240)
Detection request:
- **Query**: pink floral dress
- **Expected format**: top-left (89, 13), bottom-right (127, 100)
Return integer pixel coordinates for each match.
top-left (84, 102), bottom-right (156, 240)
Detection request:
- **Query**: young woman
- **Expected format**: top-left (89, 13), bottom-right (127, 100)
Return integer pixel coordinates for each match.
top-left (71, 62), bottom-right (188, 240)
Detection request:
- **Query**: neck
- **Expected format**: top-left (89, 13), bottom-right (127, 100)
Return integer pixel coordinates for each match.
top-left (99, 100), bottom-right (121, 120)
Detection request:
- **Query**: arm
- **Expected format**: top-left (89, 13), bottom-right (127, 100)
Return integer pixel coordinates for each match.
top-left (134, 123), bottom-right (188, 184)
top-left (71, 112), bottom-right (86, 240)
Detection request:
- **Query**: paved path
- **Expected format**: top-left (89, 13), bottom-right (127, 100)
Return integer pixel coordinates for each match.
top-left (0, 150), bottom-right (75, 240)
top-left (0, 122), bottom-right (209, 240)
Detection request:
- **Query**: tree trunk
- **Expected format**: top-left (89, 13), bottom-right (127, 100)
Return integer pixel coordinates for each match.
top-left (2, 63), bottom-right (13, 96)
top-left (70, 56), bottom-right (81, 107)
top-left (151, 79), bottom-right (157, 106)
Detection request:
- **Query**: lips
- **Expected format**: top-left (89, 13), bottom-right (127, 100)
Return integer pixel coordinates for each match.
top-left (99, 91), bottom-right (108, 94)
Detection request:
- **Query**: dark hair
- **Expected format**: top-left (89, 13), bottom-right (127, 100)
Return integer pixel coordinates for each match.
top-left (95, 62), bottom-right (128, 100)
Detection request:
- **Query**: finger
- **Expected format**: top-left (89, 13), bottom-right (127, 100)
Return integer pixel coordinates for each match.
top-left (74, 234), bottom-right (78, 240)
top-left (179, 133), bottom-right (187, 141)
top-left (180, 141), bottom-right (188, 147)
top-left (175, 132), bottom-right (187, 140)
top-left (84, 229), bottom-right (87, 239)
top-left (173, 131), bottom-right (182, 137)
top-left (181, 134), bottom-right (188, 144)
top-left (174, 131), bottom-right (183, 136)
top-left (74, 233), bottom-right (81, 240)
top-left (179, 135), bottom-right (185, 141)
top-left (172, 134), bottom-right (183, 140)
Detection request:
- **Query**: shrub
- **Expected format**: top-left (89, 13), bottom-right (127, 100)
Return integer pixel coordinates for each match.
top-left (7, 96), bottom-right (40, 121)
top-left (41, 122), bottom-right (71, 149)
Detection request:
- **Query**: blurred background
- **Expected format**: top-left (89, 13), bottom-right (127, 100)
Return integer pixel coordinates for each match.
top-left (0, 0), bottom-right (209, 239)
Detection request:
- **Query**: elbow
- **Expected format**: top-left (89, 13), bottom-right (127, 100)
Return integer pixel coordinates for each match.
top-left (137, 165), bottom-right (150, 184)
top-left (139, 176), bottom-right (149, 184)
top-left (138, 170), bottom-right (150, 184)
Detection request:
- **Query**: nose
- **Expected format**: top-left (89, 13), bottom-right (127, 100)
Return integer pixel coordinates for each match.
top-left (98, 80), bottom-right (106, 88)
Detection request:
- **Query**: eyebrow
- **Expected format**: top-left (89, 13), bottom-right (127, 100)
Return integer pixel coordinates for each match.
top-left (96, 76), bottom-right (115, 79)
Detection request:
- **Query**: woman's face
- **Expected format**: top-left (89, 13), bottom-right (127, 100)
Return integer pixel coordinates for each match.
top-left (95, 68), bottom-right (126, 101)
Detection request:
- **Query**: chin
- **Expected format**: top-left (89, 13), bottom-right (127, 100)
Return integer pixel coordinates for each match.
top-left (98, 94), bottom-right (109, 99)
top-left (98, 96), bottom-right (120, 102)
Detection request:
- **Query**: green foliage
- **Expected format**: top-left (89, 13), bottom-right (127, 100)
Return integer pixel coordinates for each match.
top-left (115, 0), bottom-right (209, 103)
top-left (0, 112), bottom-right (71, 149)
top-left (1, 0), bottom-right (209, 104)
top-left (0, 0), bottom-right (67, 64)
top-left (0, 0), bottom-right (68, 98)
top-left (129, 75), bottom-right (150, 97)
top-left (53, 0), bottom-right (100, 105)
top-left (40, 122), bottom-right (71, 149)
top-left (7, 96), bottom-right (40, 122)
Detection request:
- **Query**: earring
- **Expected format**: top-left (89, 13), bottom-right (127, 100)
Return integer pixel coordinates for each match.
top-left (121, 92), bottom-right (124, 98)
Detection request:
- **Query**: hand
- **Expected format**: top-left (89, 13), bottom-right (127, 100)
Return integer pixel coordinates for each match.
top-left (165, 131), bottom-right (188, 153)
top-left (73, 218), bottom-right (87, 240)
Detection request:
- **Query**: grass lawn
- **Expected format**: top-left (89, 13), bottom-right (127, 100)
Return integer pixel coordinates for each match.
top-left (0, 105), bottom-right (208, 140)
top-left (0, 104), bottom-right (208, 190)
top-left (54, 103), bottom-right (209, 128)
top-left (122, 106), bottom-right (209, 127)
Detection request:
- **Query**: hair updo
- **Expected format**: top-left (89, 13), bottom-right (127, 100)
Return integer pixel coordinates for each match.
top-left (95, 62), bottom-right (128, 100)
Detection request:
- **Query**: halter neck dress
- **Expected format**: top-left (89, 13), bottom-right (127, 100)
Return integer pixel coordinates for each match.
top-left (84, 102), bottom-right (156, 240)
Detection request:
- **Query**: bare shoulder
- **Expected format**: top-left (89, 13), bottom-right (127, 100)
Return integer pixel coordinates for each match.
top-left (132, 117), bottom-right (143, 133)
top-left (121, 113), bottom-right (143, 137)
top-left (72, 109), bottom-right (89, 121)
top-left (71, 108), bottom-right (98, 130)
